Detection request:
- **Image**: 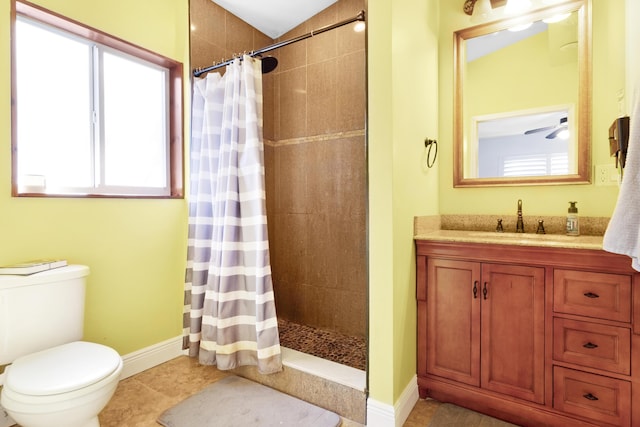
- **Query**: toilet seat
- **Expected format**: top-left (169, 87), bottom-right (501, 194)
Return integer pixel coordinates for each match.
top-left (5, 341), bottom-right (122, 396)
top-left (1, 361), bottom-right (122, 412)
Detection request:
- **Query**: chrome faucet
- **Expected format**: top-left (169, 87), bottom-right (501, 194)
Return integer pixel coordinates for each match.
top-left (516, 199), bottom-right (525, 233)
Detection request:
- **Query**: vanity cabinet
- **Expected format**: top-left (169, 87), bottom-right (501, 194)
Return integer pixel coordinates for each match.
top-left (416, 239), bottom-right (639, 427)
top-left (425, 259), bottom-right (544, 403)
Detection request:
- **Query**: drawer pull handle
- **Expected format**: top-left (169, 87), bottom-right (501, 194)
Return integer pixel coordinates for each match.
top-left (473, 281), bottom-right (478, 299)
top-left (483, 282), bottom-right (488, 300)
top-left (583, 342), bottom-right (598, 349)
top-left (583, 393), bottom-right (599, 401)
top-left (583, 292), bottom-right (599, 299)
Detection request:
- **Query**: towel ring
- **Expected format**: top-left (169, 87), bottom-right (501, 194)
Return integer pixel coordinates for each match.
top-left (424, 138), bottom-right (438, 168)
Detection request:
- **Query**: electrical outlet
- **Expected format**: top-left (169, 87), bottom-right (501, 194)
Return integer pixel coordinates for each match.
top-left (595, 164), bottom-right (619, 186)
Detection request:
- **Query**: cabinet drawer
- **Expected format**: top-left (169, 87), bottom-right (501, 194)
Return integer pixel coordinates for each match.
top-left (553, 367), bottom-right (630, 427)
top-left (553, 318), bottom-right (630, 375)
top-left (554, 270), bottom-right (631, 322)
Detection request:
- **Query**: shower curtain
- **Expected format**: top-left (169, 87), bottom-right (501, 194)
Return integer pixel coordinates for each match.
top-left (184, 55), bottom-right (282, 374)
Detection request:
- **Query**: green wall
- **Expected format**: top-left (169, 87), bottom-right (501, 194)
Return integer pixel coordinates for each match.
top-left (0, 0), bottom-right (190, 355)
top-left (367, 0), bottom-right (440, 405)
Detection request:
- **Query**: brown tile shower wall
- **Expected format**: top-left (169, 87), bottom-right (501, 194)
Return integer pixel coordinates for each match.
top-left (265, 135), bottom-right (366, 337)
top-left (190, 0), bottom-right (273, 73)
top-left (266, 0), bottom-right (366, 338)
top-left (190, 0), bottom-right (367, 338)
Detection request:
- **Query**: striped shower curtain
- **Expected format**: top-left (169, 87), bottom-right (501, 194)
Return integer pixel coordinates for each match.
top-left (184, 55), bottom-right (282, 374)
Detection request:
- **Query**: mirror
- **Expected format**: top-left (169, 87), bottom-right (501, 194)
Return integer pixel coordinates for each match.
top-left (453, 0), bottom-right (591, 187)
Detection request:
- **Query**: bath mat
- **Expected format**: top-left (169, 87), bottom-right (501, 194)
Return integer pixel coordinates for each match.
top-left (157, 375), bottom-right (341, 427)
top-left (427, 403), bottom-right (519, 426)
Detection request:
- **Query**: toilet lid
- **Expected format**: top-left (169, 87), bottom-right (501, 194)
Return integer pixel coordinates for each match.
top-left (5, 341), bottom-right (122, 396)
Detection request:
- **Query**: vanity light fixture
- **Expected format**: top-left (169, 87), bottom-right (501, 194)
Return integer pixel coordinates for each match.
top-left (464, 0), bottom-right (505, 16)
top-left (463, 0), bottom-right (478, 16)
top-left (463, 0), bottom-right (561, 22)
top-left (470, 0), bottom-right (494, 22)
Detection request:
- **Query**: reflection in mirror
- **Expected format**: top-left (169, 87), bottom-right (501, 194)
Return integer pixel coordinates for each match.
top-left (473, 105), bottom-right (574, 178)
top-left (453, 0), bottom-right (591, 187)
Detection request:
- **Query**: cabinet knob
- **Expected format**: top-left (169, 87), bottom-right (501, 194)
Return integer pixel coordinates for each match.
top-left (483, 282), bottom-right (488, 300)
top-left (583, 292), bottom-right (600, 299)
top-left (583, 342), bottom-right (598, 349)
top-left (473, 281), bottom-right (478, 299)
top-left (583, 393), bottom-right (599, 401)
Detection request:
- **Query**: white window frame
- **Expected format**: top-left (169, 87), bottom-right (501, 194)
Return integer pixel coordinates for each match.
top-left (11, 0), bottom-right (184, 198)
top-left (501, 152), bottom-right (569, 177)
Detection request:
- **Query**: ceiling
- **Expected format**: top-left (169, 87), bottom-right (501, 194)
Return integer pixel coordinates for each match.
top-left (211, 0), bottom-right (338, 39)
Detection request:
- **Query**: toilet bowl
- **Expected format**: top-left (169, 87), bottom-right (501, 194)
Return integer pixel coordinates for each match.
top-left (1, 341), bottom-right (123, 427)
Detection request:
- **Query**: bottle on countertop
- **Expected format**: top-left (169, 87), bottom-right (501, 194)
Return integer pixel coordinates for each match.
top-left (566, 201), bottom-right (580, 236)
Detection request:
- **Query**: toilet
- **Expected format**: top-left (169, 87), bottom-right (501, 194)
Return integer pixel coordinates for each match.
top-left (0, 265), bottom-right (123, 427)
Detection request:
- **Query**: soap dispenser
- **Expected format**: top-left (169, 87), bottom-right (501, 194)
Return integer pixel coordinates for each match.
top-left (566, 201), bottom-right (580, 236)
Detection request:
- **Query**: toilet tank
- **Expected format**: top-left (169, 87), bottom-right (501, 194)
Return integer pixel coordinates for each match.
top-left (0, 265), bottom-right (90, 365)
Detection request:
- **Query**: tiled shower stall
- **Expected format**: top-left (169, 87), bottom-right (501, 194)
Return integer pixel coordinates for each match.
top-left (190, 0), bottom-right (367, 367)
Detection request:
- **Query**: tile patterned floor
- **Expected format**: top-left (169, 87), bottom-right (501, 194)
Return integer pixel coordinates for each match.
top-left (96, 355), bottom-right (439, 427)
top-left (99, 356), bottom-right (230, 426)
top-left (277, 318), bottom-right (367, 370)
top-left (6, 324), bottom-right (509, 426)
top-left (99, 319), bottom-right (369, 425)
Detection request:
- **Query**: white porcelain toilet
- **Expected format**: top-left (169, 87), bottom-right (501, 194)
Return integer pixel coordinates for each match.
top-left (0, 265), bottom-right (123, 427)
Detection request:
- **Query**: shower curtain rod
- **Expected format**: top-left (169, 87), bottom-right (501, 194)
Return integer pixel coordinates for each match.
top-left (193, 10), bottom-right (365, 77)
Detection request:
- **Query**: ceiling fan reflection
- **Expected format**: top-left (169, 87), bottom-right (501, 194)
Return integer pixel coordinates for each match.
top-left (524, 116), bottom-right (568, 139)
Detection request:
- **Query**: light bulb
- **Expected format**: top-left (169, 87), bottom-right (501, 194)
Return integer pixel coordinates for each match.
top-left (505, 0), bottom-right (532, 15)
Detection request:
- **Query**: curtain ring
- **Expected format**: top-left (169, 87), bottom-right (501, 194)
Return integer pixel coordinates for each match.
top-left (424, 138), bottom-right (438, 168)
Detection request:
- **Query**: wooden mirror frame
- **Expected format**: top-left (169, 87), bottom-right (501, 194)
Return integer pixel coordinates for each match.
top-left (453, 0), bottom-right (591, 187)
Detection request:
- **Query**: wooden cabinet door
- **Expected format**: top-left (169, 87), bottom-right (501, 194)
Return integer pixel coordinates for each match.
top-left (480, 263), bottom-right (545, 404)
top-left (426, 258), bottom-right (481, 386)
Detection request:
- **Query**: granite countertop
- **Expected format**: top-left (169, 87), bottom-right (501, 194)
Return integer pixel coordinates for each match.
top-left (414, 229), bottom-right (604, 250)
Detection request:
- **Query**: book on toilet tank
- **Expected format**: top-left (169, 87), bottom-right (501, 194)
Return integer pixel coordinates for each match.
top-left (0, 259), bottom-right (67, 275)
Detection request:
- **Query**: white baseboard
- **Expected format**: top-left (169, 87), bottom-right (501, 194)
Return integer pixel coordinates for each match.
top-left (366, 399), bottom-right (394, 427)
top-left (394, 375), bottom-right (419, 426)
top-left (120, 335), bottom-right (185, 379)
top-left (366, 375), bottom-right (419, 427)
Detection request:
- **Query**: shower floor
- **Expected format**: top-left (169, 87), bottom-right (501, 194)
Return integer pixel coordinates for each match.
top-left (277, 319), bottom-right (366, 371)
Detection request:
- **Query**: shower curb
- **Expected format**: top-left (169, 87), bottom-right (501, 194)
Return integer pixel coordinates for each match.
top-left (230, 350), bottom-right (366, 424)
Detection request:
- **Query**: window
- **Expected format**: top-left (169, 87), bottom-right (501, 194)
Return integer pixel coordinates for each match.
top-left (12, 1), bottom-right (184, 198)
top-left (502, 153), bottom-right (569, 177)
